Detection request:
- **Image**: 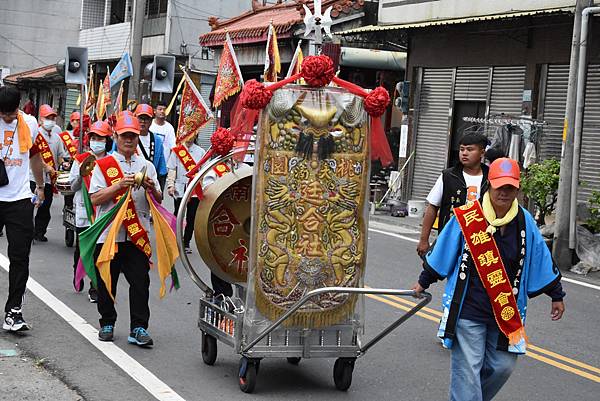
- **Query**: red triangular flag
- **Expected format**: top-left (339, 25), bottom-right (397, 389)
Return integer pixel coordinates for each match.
top-left (177, 70), bottom-right (214, 144)
top-left (213, 33), bottom-right (243, 108)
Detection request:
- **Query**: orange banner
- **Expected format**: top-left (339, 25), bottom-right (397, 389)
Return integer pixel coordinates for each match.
top-left (454, 201), bottom-right (526, 345)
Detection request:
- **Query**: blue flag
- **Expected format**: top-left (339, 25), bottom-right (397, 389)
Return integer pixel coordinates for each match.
top-left (109, 52), bottom-right (133, 87)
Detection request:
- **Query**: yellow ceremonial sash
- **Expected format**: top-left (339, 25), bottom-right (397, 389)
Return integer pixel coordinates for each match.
top-left (453, 201), bottom-right (527, 345)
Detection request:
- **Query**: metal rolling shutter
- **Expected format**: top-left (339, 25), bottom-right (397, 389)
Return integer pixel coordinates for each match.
top-left (578, 64), bottom-right (600, 201)
top-left (411, 68), bottom-right (454, 200)
top-left (540, 65), bottom-right (569, 161)
top-left (64, 89), bottom-right (80, 124)
top-left (489, 66), bottom-right (526, 116)
top-left (454, 67), bottom-right (489, 101)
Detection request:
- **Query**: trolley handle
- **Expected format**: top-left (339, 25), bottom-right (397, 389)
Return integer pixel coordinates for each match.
top-left (241, 287), bottom-right (432, 354)
top-left (176, 148), bottom-right (252, 296)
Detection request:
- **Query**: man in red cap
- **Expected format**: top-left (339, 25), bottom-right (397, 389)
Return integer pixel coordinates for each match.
top-left (30, 104), bottom-right (68, 242)
top-left (69, 120), bottom-right (113, 302)
top-left (413, 157), bottom-right (565, 401)
top-left (89, 113), bottom-right (161, 347)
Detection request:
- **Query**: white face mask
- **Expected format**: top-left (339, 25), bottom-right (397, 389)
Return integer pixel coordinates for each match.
top-left (42, 119), bottom-right (55, 131)
top-left (89, 140), bottom-right (106, 154)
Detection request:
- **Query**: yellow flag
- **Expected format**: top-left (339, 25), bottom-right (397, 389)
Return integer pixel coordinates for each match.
top-left (147, 193), bottom-right (179, 298)
top-left (96, 191), bottom-right (131, 300)
top-left (95, 81), bottom-right (105, 121)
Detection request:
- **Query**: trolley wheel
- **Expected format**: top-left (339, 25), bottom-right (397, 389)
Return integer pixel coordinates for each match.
top-left (201, 332), bottom-right (217, 365)
top-left (333, 357), bottom-right (355, 391)
top-left (286, 357), bottom-right (301, 365)
top-left (65, 228), bottom-right (75, 247)
top-left (238, 357), bottom-right (258, 393)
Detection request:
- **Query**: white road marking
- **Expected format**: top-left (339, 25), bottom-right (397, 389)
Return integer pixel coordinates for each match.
top-left (368, 227), bottom-right (600, 292)
top-left (561, 277), bottom-right (600, 291)
top-left (0, 253), bottom-right (186, 401)
top-left (368, 227), bottom-right (419, 243)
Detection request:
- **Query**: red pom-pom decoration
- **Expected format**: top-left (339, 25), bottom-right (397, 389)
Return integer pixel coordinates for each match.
top-left (301, 55), bottom-right (335, 87)
top-left (240, 79), bottom-right (273, 110)
top-left (364, 87), bottom-right (391, 118)
top-left (210, 127), bottom-right (236, 156)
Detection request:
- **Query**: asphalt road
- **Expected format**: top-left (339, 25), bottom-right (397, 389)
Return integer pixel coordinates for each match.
top-left (0, 200), bottom-right (599, 401)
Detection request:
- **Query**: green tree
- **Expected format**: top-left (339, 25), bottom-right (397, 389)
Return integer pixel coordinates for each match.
top-left (520, 159), bottom-right (560, 225)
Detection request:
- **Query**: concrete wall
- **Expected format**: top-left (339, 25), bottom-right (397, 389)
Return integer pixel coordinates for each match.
top-left (0, 0), bottom-right (81, 74)
top-left (379, 0), bottom-right (576, 25)
top-left (405, 14), bottom-right (600, 112)
top-left (166, 0), bottom-right (250, 71)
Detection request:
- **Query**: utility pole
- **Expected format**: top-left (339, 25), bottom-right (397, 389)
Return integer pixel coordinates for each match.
top-left (553, 0), bottom-right (590, 269)
top-left (129, 0), bottom-right (145, 101)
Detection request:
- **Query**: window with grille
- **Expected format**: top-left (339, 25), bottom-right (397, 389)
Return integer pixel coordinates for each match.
top-left (146, 0), bottom-right (168, 18)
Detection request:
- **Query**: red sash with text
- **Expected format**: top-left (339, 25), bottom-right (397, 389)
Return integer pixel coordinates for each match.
top-left (172, 144), bottom-right (203, 198)
top-left (453, 201), bottom-right (527, 345)
top-left (59, 131), bottom-right (78, 159)
top-left (34, 133), bottom-right (58, 190)
top-left (96, 156), bottom-right (152, 258)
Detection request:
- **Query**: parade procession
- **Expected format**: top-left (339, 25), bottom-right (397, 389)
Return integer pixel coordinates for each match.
top-left (5, 1), bottom-right (600, 401)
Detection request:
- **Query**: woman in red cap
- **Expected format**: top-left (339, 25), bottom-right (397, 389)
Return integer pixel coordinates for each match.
top-left (69, 120), bottom-right (113, 302)
top-left (413, 157), bottom-right (565, 401)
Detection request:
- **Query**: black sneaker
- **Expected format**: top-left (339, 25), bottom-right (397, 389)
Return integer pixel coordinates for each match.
top-left (3, 308), bottom-right (30, 332)
top-left (98, 325), bottom-right (114, 341)
top-left (128, 327), bottom-right (153, 347)
top-left (88, 288), bottom-right (98, 303)
top-left (34, 234), bottom-right (48, 242)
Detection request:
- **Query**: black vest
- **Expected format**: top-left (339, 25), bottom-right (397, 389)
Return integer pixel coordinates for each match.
top-left (437, 164), bottom-right (489, 232)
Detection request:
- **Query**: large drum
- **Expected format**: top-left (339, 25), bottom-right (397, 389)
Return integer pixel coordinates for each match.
top-left (194, 164), bottom-right (253, 285)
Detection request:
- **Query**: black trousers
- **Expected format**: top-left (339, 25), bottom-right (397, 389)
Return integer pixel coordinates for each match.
top-left (93, 242), bottom-right (150, 330)
top-left (0, 198), bottom-right (34, 312)
top-left (173, 197), bottom-right (199, 247)
top-left (29, 182), bottom-right (53, 237)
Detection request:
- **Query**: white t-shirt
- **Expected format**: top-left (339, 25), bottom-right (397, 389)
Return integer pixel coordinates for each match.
top-left (426, 171), bottom-right (483, 207)
top-left (150, 120), bottom-right (176, 162)
top-left (0, 113), bottom-right (39, 202)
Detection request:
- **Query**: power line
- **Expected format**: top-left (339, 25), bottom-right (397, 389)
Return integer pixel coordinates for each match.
top-left (170, 0), bottom-right (226, 19)
top-left (0, 33), bottom-right (49, 65)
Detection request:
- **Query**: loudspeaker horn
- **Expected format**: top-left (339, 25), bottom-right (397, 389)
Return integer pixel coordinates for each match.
top-left (151, 55), bottom-right (175, 93)
top-left (65, 47), bottom-right (88, 85)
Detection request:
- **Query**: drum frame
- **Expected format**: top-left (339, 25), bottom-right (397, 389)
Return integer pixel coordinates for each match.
top-left (176, 148), bottom-right (430, 393)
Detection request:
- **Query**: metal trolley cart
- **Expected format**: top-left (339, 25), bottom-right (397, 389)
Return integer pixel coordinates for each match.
top-left (177, 151), bottom-right (431, 393)
top-left (56, 171), bottom-right (75, 247)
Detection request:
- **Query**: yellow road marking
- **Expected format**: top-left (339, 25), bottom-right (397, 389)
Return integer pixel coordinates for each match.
top-left (527, 344), bottom-right (600, 376)
top-left (365, 290), bottom-right (600, 383)
top-left (526, 350), bottom-right (600, 383)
